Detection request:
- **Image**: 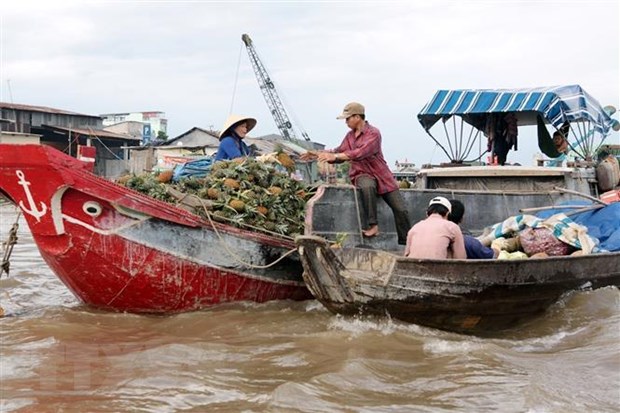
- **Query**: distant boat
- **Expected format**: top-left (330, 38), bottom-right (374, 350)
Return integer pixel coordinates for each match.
top-left (0, 144), bottom-right (310, 313)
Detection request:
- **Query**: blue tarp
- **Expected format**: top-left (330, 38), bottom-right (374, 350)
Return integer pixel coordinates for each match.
top-left (536, 201), bottom-right (620, 252)
top-left (172, 157), bottom-right (213, 182)
top-left (417, 85), bottom-right (616, 135)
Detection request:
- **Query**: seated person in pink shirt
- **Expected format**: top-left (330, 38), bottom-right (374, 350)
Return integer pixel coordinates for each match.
top-left (404, 196), bottom-right (466, 259)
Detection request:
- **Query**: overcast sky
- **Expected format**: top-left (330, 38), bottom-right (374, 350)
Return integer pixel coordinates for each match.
top-left (1, 0), bottom-right (618, 167)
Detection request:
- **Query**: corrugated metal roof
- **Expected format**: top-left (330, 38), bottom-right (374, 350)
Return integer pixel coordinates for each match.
top-left (168, 127), bottom-right (309, 156)
top-left (104, 120), bottom-right (146, 127)
top-left (0, 102), bottom-right (101, 118)
top-left (168, 127), bottom-right (220, 144)
top-left (42, 124), bottom-right (141, 141)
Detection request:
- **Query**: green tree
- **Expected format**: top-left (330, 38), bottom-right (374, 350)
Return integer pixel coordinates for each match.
top-left (156, 131), bottom-right (168, 142)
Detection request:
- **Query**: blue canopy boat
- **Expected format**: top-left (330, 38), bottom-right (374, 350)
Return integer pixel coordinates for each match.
top-left (416, 84), bottom-right (618, 165)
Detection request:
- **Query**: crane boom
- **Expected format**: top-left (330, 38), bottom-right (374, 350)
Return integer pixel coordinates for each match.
top-left (241, 34), bottom-right (310, 142)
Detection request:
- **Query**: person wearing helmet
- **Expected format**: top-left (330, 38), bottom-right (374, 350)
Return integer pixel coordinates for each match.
top-left (404, 196), bottom-right (466, 259)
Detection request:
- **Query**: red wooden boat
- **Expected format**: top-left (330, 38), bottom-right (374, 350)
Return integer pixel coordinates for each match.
top-left (0, 144), bottom-right (311, 313)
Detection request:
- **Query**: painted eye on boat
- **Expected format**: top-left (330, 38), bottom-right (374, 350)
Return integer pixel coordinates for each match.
top-left (83, 201), bottom-right (103, 217)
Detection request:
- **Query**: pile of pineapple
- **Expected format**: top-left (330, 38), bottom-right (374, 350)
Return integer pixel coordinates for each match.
top-left (117, 156), bottom-right (314, 238)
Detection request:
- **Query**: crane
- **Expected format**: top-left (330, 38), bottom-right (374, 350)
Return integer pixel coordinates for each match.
top-left (241, 33), bottom-right (311, 142)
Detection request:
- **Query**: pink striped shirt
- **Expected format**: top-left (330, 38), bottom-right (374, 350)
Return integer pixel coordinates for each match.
top-left (404, 214), bottom-right (467, 259)
top-left (332, 122), bottom-right (398, 194)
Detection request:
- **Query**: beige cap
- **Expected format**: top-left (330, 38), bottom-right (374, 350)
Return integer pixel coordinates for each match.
top-left (336, 102), bottom-right (365, 119)
top-left (428, 196), bottom-right (452, 213)
top-left (219, 114), bottom-right (257, 138)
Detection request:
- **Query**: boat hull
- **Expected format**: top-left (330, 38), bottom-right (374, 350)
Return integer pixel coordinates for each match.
top-left (0, 144), bottom-right (310, 313)
top-left (296, 236), bottom-right (620, 335)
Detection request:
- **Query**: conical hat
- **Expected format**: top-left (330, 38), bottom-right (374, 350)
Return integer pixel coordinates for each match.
top-left (219, 114), bottom-right (257, 138)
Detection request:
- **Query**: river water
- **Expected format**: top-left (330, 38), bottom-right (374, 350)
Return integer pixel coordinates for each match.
top-left (1, 204), bottom-right (619, 412)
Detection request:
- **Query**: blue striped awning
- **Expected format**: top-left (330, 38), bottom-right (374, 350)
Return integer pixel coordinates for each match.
top-left (417, 85), bottom-right (615, 135)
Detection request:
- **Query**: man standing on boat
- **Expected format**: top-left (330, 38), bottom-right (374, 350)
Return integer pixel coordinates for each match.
top-left (300, 102), bottom-right (410, 245)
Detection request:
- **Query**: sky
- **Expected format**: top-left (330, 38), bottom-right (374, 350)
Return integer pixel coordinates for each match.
top-left (1, 0), bottom-right (619, 168)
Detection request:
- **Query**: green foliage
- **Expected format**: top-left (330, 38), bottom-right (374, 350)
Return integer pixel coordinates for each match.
top-left (156, 131), bottom-right (168, 141)
top-left (122, 174), bottom-right (175, 202)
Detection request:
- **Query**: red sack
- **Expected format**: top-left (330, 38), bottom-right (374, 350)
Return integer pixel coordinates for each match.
top-left (518, 227), bottom-right (574, 256)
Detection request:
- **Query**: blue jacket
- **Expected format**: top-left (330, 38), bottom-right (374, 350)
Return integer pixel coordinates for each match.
top-left (214, 134), bottom-right (250, 161)
top-left (464, 235), bottom-right (495, 259)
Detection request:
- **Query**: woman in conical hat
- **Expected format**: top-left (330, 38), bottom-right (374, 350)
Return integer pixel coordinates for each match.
top-left (214, 114), bottom-right (257, 161)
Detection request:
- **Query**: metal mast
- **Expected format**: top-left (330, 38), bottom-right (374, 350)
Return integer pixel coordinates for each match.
top-left (241, 34), bottom-right (310, 141)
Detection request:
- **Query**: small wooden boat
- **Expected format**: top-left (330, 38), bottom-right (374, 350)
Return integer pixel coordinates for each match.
top-left (296, 235), bottom-right (620, 335)
top-left (0, 143), bottom-right (310, 313)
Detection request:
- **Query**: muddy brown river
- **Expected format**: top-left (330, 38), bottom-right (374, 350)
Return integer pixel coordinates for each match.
top-left (1, 204), bottom-right (619, 412)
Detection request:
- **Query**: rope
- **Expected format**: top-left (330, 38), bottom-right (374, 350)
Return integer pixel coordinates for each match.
top-left (198, 198), bottom-right (297, 269)
top-left (86, 127), bottom-right (124, 160)
top-left (1, 210), bottom-right (21, 278)
top-left (229, 41), bottom-right (244, 115)
top-left (93, 137), bottom-right (124, 160)
top-left (60, 131), bottom-right (81, 154)
top-left (424, 130), bottom-right (452, 161)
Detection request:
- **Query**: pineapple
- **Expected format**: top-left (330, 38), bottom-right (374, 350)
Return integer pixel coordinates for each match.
top-left (257, 206), bottom-right (269, 216)
top-left (241, 189), bottom-right (258, 200)
top-left (210, 209), bottom-right (229, 222)
top-left (207, 187), bottom-right (220, 199)
top-left (157, 170), bottom-right (174, 183)
top-left (117, 174), bottom-right (132, 185)
top-left (331, 233), bottom-right (348, 249)
top-left (268, 186), bottom-right (283, 196)
top-left (223, 178), bottom-right (240, 190)
top-left (276, 152), bottom-right (296, 170)
top-left (229, 199), bottom-right (246, 212)
top-left (211, 160), bottom-right (231, 171)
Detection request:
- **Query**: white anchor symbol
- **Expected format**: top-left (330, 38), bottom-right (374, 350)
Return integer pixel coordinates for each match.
top-left (16, 170), bottom-right (47, 222)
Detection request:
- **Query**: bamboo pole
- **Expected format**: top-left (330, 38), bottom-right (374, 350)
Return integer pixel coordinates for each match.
top-left (519, 205), bottom-right (587, 213)
top-left (565, 204), bottom-right (606, 217)
top-left (553, 186), bottom-right (606, 205)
